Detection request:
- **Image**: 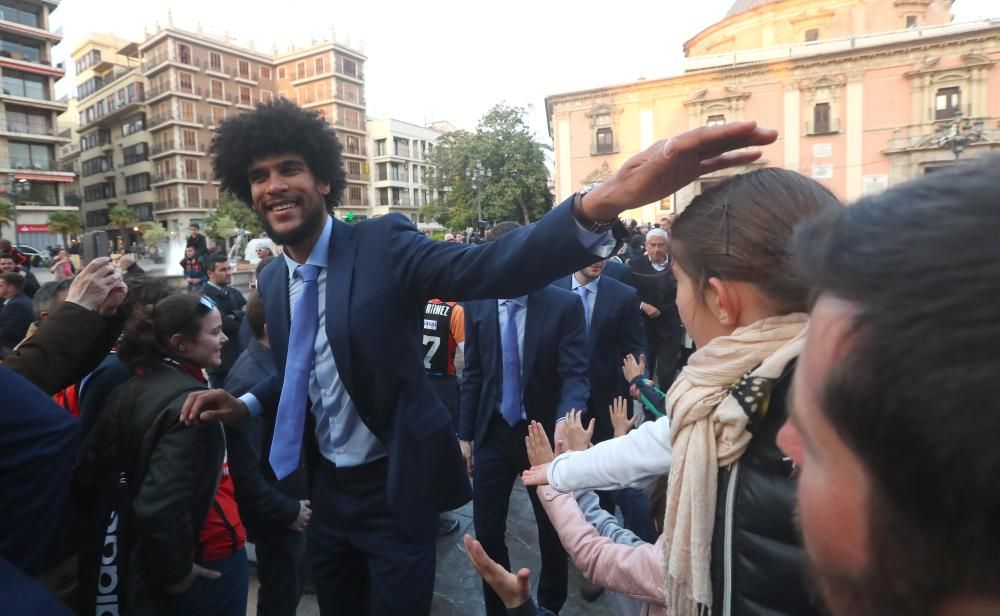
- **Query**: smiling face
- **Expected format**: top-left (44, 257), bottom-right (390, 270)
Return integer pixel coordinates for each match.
top-left (247, 153), bottom-right (330, 249)
top-left (171, 309), bottom-right (226, 369)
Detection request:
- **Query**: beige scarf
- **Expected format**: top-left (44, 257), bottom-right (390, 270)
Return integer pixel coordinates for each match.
top-left (661, 313), bottom-right (808, 616)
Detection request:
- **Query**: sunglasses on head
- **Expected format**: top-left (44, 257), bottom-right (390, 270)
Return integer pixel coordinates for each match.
top-left (197, 294), bottom-right (217, 314)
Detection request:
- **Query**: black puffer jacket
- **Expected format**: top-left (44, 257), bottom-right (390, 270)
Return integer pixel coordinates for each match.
top-left (710, 360), bottom-right (821, 615)
top-left (79, 364), bottom-right (224, 614)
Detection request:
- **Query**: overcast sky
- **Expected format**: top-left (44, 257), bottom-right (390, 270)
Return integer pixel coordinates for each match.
top-left (52, 0), bottom-right (997, 143)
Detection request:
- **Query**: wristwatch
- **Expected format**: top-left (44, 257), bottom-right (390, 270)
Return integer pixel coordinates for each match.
top-left (572, 185), bottom-right (617, 233)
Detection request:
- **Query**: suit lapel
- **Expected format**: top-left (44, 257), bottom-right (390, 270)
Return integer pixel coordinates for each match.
top-left (262, 257), bottom-right (290, 372)
top-left (325, 219), bottom-right (356, 387)
top-left (522, 292), bottom-right (543, 384)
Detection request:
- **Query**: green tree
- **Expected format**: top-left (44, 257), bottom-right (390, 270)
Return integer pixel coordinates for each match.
top-left (204, 212), bottom-right (238, 248)
top-left (108, 205), bottom-right (138, 250)
top-left (0, 198), bottom-right (14, 240)
top-left (47, 211), bottom-right (84, 247)
top-left (141, 223), bottom-right (168, 258)
top-left (423, 104), bottom-right (553, 230)
top-left (215, 192), bottom-right (263, 236)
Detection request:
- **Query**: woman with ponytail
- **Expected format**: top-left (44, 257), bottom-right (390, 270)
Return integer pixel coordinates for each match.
top-left (523, 168), bottom-right (841, 616)
top-left (81, 294), bottom-right (248, 615)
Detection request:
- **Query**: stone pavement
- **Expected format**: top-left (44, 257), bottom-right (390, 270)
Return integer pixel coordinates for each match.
top-left (247, 478), bottom-right (612, 615)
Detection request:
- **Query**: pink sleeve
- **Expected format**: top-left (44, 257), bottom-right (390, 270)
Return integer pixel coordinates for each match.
top-left (536, 486), bottom-right (666, 606)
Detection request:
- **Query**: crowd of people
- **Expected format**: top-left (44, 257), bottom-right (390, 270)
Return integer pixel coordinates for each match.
top-left (1, 97), bottom-right (997, 616)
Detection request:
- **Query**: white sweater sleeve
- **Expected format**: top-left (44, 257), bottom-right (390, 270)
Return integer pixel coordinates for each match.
top-left (547, 415), bottom-right (672, 492)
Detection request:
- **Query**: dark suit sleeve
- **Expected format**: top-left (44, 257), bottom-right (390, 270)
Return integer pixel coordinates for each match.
top-left (248, 375), bottom-right (281, 414)
top-left (2, 301), bottom-right (123, 395)
top-left (0, 300), bottom-right (30, 348)
top-left (458, 303), bottom-right (481, 443)
top-left (0, 367), bottom-right (79, 576)
top-left (556, 296), bottom-right (590, 421)
top-left (621, 288), bottom-right (647, 365)
top-left (387, 198), bottom-right (615, 303)
top-left (226, 422), bottom-right (300, 529)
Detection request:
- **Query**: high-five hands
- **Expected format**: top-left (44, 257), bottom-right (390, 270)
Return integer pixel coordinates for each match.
top-left (522, 421), bottom-right (565, 486)
top-left (563, 409), bottom-right (594, 452)
top-left (609, 397), bottom-right (637, 438)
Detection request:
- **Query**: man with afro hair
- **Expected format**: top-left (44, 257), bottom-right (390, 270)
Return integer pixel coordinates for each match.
top-left (181, 97), bottom-right (777, 615)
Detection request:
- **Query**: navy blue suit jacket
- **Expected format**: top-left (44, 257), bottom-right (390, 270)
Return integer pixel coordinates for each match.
top-left (251, 197), bottom-right (609, 539)
top-left (601, 259), bottom-right (635, 288)
top-left (554, 275), bottom-right (646, 442)
top-left (458, 285), bottom-right (590, 450)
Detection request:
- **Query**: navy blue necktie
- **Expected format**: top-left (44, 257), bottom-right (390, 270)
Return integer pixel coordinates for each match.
top-left (270, 264), bottom-right (320, 479)
top-left (501, 301), bottom-right (522, 426)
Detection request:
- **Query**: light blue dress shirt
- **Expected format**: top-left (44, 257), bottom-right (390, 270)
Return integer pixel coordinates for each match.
top-left (241, 214), bottom-right (386, 467)
top-left (570, 274), bottom-right (600, 324)
top-left (496, 296), bottom-right (528, 421)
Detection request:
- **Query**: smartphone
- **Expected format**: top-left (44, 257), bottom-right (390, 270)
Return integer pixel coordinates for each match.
top-left (84, 230), bottom-right (109, 263)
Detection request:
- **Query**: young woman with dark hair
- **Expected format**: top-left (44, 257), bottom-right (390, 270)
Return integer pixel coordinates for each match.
top-left (523, 167), bottom-right (841, 616)
top-left (80, 294), bottom-right (247, 615)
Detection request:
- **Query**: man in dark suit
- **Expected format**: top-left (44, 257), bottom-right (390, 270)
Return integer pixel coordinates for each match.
top-left (201, 255), bottom-right (247, 388)
top-left (179, 99), bottom-right (778, 615)
top-left (0, 272), bottom-right (34, 353)
top-left (629, 228), bottom-right (684, 389)
top-left (460, 222), bottom-right (590, 616)
top-left (555, 259), bottom-right (645, 448)
top-left (224, 291), bottom-right (310, 616)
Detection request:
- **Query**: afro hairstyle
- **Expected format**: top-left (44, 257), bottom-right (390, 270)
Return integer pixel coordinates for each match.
top-left (210, 98), bottom-right (347, 211)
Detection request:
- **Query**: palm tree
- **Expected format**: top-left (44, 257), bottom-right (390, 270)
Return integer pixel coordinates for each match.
top-left (47, 211), bottom-right (84, 248)
top-left (0, 198), bottom-right (14, 240)
top-left (108, 205), bottom-right (138, 252)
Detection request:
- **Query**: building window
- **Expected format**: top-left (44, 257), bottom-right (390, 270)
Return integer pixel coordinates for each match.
top-left (8, 141), bottom-right (51, 169)
top-left (186, 186), bottom-right (201, 207)
top-left (261, 90), bottom-right (272, 103)
top-left (296, 61), bottom-right (305, 79)
top-left (595, 127), bottom-right (614, 154)
top-left (340, 57), bottom-right (357, 77)
top-left (346, 135), bottom-right (361, 155)
top-left (75, 49), bottom-right (101, 74)
top-left (812, 102), bottom-right (831, 134)
top-left (123, 142), bottom-right (147, 165)
top-left (935, 86), bottom-right (961, 120)
top-left (706, 114), bottom-right (726, 127)
top-left (178, 71), bottom-right (193, 92)
top-left (347, 160), bottom-right (361, 178)
top-left (125, 173), bottom-right (150, 194)
top-left (209, 52), bottom-right (222, 71)
top-left (238, 60), bottom-right (250, 79)
top-left (0, 34), bottom-right (44, 63)
top-left (84, 182), bottom-right (115, 202)
top-left (906, 15), bottom-right (918, 28)
top-left (184, 158), bottom-right (199, 178)
top-left (120, 112), bottom-right (146, 137)
top-left (81, 155), bottom-right (112, 177)
top-left (375, 139), bottom-right (386, 156)
top-left (211, 106), bottom-right (225, 126)
top-left (315, 56), bottom-right (325, 74)
top-left (348, 185), bottom-right (363, 204)
top-left (179, 100), bottom-right (195, 121)
top-left (210, 79), bottom-right (224, 100)
top-left (239, 85), bottom-right (252, 105)
top-left (182, 129), bottom-right (197, 150)
top-left (177, 43), bottom-right (191, 64)
top-left (0, 2), bottom-right (40, 28)
top-left (277, 66), bottom-right (285, 79)
top-left (804, 28), bottom-right (819, 42)
top-left (260, 66), bottom-right (271, 80)
top-left (3, 68), bottom-right (46, 100)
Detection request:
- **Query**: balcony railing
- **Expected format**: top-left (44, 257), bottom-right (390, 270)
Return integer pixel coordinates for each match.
top-left (0, 157), bottom-right (60, 170)
top-left (3, 122), bottom-right (55, 136)
top-left (344, 144), bottom-right (368, 157)
top-left (148, 113), bottom-right (208, 129)
top-left (150, 140), bottom-right (207, 156)
top-left (142, 53), bottom-right (203, 73)
top-left (334, 64), bottom-right (364, 81)
top-left (345, 171), bottom-right (370, 182)
top-left (335, 89), bottom-right (365, 106)
top-left (0, 49), bottom-right (49, 65)
top-left (342, 195), bottom-right (370, 207)
top-left (152, 170), bottom-right (209, 183)
top-left (805, 118), bottom-right (841, 135)
top-left (334, 117), bottom-right (364, 131)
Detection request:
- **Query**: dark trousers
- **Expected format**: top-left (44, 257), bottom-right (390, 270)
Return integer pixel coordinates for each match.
top-left (308, 457), bottom-right (436, 616)
top-left (648, 332), bottom-right (683, 391)
top-left (473, 414), bottom-right (568, 616)
top-left (168, 548), bottom-right (249, 616)
top-left (428, 374), bottom-right (460, 435)
top-left (252, 527), bottom-right (306, 616)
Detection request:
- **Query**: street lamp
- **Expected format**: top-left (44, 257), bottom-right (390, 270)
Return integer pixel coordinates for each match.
top-left (465, 161), bottom-right (492, 223)
top-left (937, 113), bottom-right (985, 160)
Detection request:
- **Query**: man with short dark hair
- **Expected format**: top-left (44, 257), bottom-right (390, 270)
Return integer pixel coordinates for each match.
top-left (179, 98), bottom-right (777, 615)
top-left (777, 158), bottom-right (1000, 616)
top-left (0, 253), bottom-right (40, 299)
top-left (0, 272), bottom-right (32, 353)
top-left (180, 244), bottom-right (207, 292)
top-left (14, 280), bottom-right (71, 350)
top-left (201, 255), bottom-right (246, 388)
top-left (187, 223), bottom-right (208, 256)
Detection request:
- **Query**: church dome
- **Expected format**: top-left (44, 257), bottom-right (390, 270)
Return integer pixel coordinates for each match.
top-left (726, 0), bottom-right (784, 17)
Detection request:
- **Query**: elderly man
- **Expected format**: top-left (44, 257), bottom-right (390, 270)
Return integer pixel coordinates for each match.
top-left (117, 253), bottom-right (145, 279)
top-left (777, 158), bottom-right (1000, 615)
top-left (627, 228), bottom-right (683, 388)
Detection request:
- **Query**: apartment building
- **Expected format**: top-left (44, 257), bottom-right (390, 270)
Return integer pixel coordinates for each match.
top-left (0, 0), bottom-right (76, 250)
top-left (274, 41), bottom-right (369, 220)
top-left (367, 118), bottom-right (448, 231)
top-left (61, 23), bottom-right (370, 243)
top-left (70, 33), bottom-right (149, 247)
